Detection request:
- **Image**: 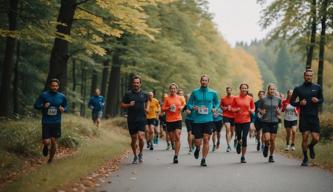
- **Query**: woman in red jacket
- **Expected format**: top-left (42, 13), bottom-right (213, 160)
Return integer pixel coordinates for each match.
top-left (232, 83), bottom-right (255, 163)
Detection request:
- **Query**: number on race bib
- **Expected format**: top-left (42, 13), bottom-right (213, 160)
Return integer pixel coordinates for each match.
top-left (47, 107), bottom-right (58, 116)
top-left (198, 106), bottom-right (208, 115)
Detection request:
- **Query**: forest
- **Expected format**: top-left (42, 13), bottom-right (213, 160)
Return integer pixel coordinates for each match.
top-left (0, 0), bottom-right (263, 118)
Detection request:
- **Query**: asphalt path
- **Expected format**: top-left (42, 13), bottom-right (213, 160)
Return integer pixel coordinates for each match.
top-left (95, 129), bottom-right (333, 192)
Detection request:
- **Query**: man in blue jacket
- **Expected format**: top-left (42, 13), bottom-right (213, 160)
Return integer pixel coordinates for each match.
top-left (34, 78), bottom-right (68, 163)
top-left (88, 88), bottom-right (104, 128)
top-left (187, 74), bottom-right (219, 166)
top-left (290, 69), bottom-right (324, 166)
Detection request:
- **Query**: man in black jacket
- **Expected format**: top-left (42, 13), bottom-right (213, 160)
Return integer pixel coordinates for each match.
top-left (290, 69), bottom-right (324, 166)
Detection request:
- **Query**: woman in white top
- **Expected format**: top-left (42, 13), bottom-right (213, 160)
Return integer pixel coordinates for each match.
top-left (282, 89), bottom-right (299, 151)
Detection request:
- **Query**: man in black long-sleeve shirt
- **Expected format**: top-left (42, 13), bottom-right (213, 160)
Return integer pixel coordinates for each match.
top-left (290, 69), bottom-right (324, 166)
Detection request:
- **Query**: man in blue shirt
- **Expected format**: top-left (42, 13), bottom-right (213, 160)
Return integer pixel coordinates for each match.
top-left (34, 78), bottom-right (68, 163)
top-left (187, 74), bottom-right (219, 166)
top-left (88, 88), bottom-right (104, 128)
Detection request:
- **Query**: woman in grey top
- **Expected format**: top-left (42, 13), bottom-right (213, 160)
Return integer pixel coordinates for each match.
top-left (258, 83), bottom-right (282, 163)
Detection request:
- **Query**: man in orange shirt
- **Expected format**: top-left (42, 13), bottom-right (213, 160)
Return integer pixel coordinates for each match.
top-left (232, 83), bottom-right (255, 163)
top-left (220, 87), bottom-right (235, 152)
top-left (162, 83), bottom-right (185, 164)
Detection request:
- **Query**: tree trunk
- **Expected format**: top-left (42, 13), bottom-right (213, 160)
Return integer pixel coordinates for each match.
top-left (306, 0), bottom-right (317, 69)
top-left (101, 59), bottom-right (110, 97)
top-left (13, 41), bottom-right (20, 114)
top-left (90, 69), bottom-right (98, 96)
top-left (105, 53), bottom-right (121, 118)
top-left (45, 0), bottom-right (77, 92)
top-left (72, 59), bottom-right (77, 112)
top-left (80, 63), bottom-right (87, 117)
top-left (317, 0), bottom-right (328, 88)
top-left (0, 0), bottom-right (19, 116)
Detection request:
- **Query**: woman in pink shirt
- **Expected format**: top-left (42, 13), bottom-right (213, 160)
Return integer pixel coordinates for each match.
top-left (162, 83), bottom-right (185, 164)
top-left (232, 83), bottom-right (255, 163)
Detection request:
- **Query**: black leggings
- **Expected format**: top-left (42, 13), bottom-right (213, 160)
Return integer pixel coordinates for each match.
top-left (235, 123), bottom-right (250, 147)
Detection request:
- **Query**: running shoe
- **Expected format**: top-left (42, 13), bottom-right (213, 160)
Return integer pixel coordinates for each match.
top-left (200, 159), bottom-right (207, 167)
top-left (291, 144), bottom-right (296, 151)
top-left (166, 143), bottom-right (170, 150)
top-left (263, 145), bottom-right (269, 158)
top-left (150, 143), bottom-right (154, 151)
top-left (308, 144), bottom-right (315, 159)
top-left (42, 144), bottom-right (49, 157)
top-left (212, 144), bottom-right (216, 152)
top-left (268, 155), bottom-right (275, 163)
top-left (226, 145), bottom-right (231, 152)
top-left (173, 155), bottom-right (178, 164)
top-left (194, 147), bottom-right (200, 159)
top-left (285, 145), bottom-right (290, 151)
top-left (240, 156), bottom-right (246, 163)
top-left (256, 141), bottom-right (261, 151)
top-left (301, 159), bottom-right (309, 166)
top-left (138, 153), bottom-right (143, 163)
top-left (132, 156), bottom-right (138, 164)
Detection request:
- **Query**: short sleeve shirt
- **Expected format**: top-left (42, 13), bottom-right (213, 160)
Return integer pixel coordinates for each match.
top-left (122, 90), bottom-right (148, 122)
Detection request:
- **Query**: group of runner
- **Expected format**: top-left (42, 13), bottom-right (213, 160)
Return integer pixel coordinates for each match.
top-left (34, 69), bottom-right (323, 167)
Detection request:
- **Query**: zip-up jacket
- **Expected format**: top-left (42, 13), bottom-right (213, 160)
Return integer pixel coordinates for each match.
top-left (187, 87), bottom-right (219, 123)
top-left (88, 95), bottom-right (105, 113)
top-left (259, 95), bottom-right (281, 123)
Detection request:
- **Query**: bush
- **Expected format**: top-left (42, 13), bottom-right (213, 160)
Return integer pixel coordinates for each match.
top-left (320, 113), bottom-right (333, 142)
top-left (0, 118), bottom-right (40, 157)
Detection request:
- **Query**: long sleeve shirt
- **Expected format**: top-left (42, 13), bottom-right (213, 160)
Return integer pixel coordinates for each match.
top-left (187, 87), bottom-right (219, 123)
top-left (34, 91), bottom-right (68, 125)
top-left (290, 82), bottom-right (324, 117)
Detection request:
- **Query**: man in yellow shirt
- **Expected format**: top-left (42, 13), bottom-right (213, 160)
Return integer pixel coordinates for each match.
top-left (146, 92), bottom-right (161, 150)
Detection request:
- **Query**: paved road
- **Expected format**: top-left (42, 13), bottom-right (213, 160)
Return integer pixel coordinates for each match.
top-left (95, 129), bottom-right (333, 192)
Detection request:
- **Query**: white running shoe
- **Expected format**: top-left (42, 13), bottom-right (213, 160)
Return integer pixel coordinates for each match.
top-left (285, 145), bottom-right (290, 151)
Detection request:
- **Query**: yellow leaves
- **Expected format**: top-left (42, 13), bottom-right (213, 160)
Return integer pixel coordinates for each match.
top-left (75, 9), bottom-right (122, 37)
top-left (0, 29), bottom-right (19, 38)
top-left (83, 41), bottom-right (106, 56)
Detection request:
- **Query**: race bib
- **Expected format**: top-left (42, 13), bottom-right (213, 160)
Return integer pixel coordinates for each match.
top-left (198, 106), bottom-right (208, 114)
top-left (47, 106), bottom-right (58, 116)
top-left (170, 105), bottom-right (176, 112)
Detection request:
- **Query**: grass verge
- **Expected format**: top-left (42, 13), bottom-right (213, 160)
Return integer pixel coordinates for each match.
top-left (276, 113), bottom-right (333, 171)
top-left (0, 115), bottom-right (129, 192)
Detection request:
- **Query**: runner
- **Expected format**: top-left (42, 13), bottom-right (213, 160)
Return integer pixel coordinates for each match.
top-left (248, 92), bottom-right (256, 138)
top-left (121, 75), bottom-right (149, 164)
top-left (290, 69), bottom-right (324, 166)
top-left (183, 94), bottom-right (195, 154)
top-left (159, 112), bottom-right (170, 150)
top-left (146, 92), bottom-right (161, 150)
top-left (88, 88), bottom-right (104, 128)
top-left (162, 83), bottom-right (185, 164)
top-left (254, 90), bottom-right (265, 151)
top-left (231, 83), bottom-right (255, 163)
top-left (34, 78), bottom-right (68, 163)
top-left (282, 89), bottom-right (299, 151)
top-left (187, 74), bottom-right (219, 166)
top-left (258, 83), bottom-right (282, 163)
top-left (220, 87), bottom-right (235, 152)
top-left (212, 105), bottom-right (223, 152)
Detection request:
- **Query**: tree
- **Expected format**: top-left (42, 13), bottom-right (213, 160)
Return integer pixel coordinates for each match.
top-left (0, 0), bottom-right (19, 116)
